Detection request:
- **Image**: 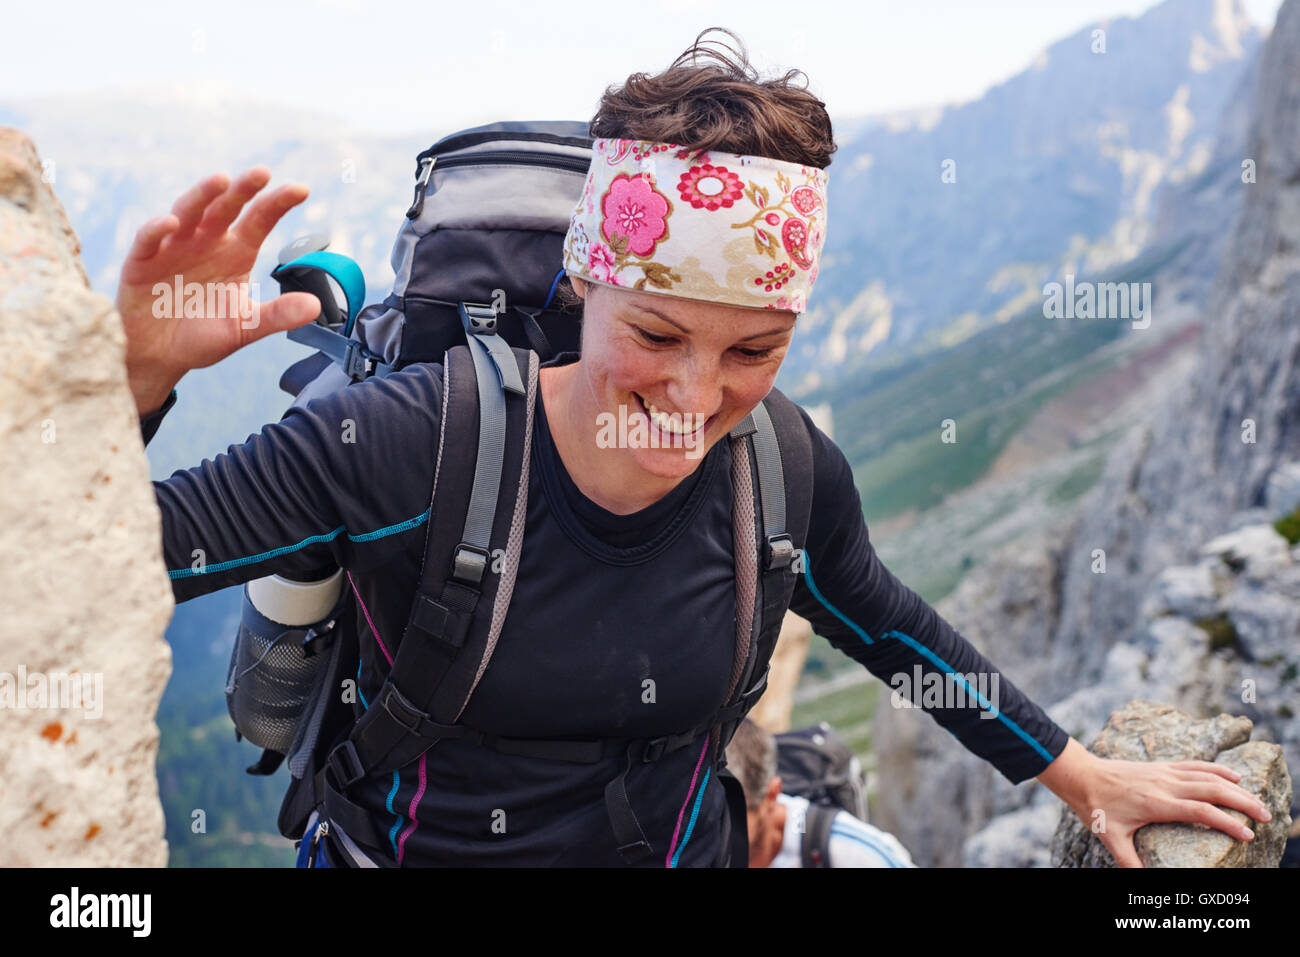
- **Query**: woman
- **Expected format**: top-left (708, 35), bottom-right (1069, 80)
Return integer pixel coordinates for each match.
top-left (120, 30), bottom-right (1270, 867)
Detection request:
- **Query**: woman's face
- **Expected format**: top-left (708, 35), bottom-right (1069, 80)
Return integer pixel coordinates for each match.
top-left (572, 276), bottom-right (797, 482)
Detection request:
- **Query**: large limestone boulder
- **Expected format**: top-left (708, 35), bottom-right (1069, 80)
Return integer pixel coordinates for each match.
top-left (0, 129), bottom-right (173, 865)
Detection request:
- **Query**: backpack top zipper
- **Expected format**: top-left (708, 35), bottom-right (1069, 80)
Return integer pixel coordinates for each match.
top-left (406, 150), bottom-right (590, 220)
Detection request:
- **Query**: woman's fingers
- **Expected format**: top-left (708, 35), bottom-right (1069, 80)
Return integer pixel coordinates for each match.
top-left (1169, 799), bottom-right (1258, 842)
top-left (1104, 833), bottom-right (1144, 868)
top-left (240, 291), bottom-right (322, 344)
top-left (198, 166), bottom-right (273, 237)
top-left (1171, 773), bottom-right (1271, 823)
top-left (124, 214), bottom-right (180, 264)
top-left (1171, 760), bottom-right (1242, 782)
top-left (232, 182), bottom-right (310, 250)
top-left (169, 172), bottom-right (231, 242)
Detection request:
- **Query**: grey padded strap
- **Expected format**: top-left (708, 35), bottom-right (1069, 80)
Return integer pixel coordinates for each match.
top-left (456, 334), bottom-right (508, 580)
top-left (748, 398), bottom-right (793, 569)
top-left (748, 399), bottom-right (786, 537)
top-left (457, 350), bottom-right (539, 715)
top-left (729, 412), bottom-right (757, 440)
top-left (459, 302), bottom-right (525, 396)
top-left (478, 332), bottom-right (525, 396)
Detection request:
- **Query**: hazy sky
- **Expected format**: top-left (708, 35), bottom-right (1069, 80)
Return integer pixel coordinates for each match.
top-left (4, 0), bottom-right (1284, 136)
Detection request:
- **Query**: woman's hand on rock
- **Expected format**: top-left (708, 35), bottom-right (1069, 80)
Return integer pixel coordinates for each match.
top-left (1041, 738), bottom-right (1273, 867)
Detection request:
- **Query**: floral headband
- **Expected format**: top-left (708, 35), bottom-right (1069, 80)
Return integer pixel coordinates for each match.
top-left (561, 137), bottom-right (829, 313)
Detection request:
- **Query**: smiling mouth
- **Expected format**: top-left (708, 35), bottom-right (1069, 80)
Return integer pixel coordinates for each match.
top-left (631, 392), bottom-right (716, 439)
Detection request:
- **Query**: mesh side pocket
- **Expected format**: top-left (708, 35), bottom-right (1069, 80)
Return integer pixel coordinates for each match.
top-left (226, 586), bottom-right (336, 756)
top-left (285, 624), bottom-right (346, 780)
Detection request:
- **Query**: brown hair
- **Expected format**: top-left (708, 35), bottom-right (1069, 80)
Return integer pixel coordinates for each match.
top-left (554, 26), bottom-right (836, 311)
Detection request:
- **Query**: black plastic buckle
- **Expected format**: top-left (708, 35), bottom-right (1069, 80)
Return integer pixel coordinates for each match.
top-left (458, 301), bottom-right (500, 337)
top-left (450, 543), bottom-right (490, 585)
top-left (381, 686), bottom-right (430, 735)
top-left (300, 620), bottom-right (336, 659)
top-left (341, 339), bottom-right (375, 381)
top-left (327, 741), bottom-right (366, 789)
top-left (766, 533), bottom-right (794, 570)
top-left (640, 736), bottom-right (670, 763)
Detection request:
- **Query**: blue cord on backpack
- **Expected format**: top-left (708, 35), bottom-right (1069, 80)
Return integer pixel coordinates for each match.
top-left (541, 268), bottom-right (566, 311)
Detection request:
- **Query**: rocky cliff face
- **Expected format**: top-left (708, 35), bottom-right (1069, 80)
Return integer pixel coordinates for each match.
top-left (873, 0), bottom-right (1300, 867)
top-left (790, 0), bottom-right (1262, 393)
top-left (0, 129), bottom-right (173, 865)
top-left (1048, 0), bottom-right (1300, 710)
top-left (877, 477), bottom-right (1300, 867)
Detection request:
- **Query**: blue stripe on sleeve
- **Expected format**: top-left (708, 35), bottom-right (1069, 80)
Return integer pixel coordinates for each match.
top-left (800, 549), bottom-right (1054, 764)
top-left (168, 507), bottom-right (431, 580)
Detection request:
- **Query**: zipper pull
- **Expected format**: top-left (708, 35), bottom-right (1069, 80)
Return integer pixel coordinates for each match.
top-left (306, 818), bottom-right (329, 868)
top-left (406, 156), bottom-right (437, 220)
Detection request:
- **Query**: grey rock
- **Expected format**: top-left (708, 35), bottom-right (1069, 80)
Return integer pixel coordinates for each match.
top-left (1199, 525), bottom-right (1292, 582)
top-left (1135, 742), bottom-right (1293, 867)
top-left (1141, 562), bottom-right (1222, 621)
top-left (1223, 582), bottom-right (1300, 664)
top-left (1051, 701), bottom-right (1292, 867)
top-left (964, 802), bottom-right (1060, 868)
top-left (1228, 507), bottom-right (1282, 530)
top-left (1265, 461), bottom-right (1300, 517)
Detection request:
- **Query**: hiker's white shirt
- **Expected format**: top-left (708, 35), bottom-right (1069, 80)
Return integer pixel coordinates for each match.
top-left (768, 793), bottom-right (916, 868)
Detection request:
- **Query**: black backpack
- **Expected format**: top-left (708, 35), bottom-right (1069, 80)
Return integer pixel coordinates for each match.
top-left (775, 722), bottom-right (869, 868)
top-left (230, 120), bottom-right (816, 867)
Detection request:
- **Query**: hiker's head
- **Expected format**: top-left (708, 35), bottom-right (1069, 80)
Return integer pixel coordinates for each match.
top-left (726, 718), bottom-right (785, 868)
top-left (556, 27), bottom-right (834, 478)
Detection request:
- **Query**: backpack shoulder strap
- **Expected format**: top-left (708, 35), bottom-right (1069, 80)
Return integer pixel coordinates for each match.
top-left (752, 389), bottom-right (815, 571)
top-left (709, 389), bottom-right (813, 867)
top-left (715, 388), bottom-right (814, 752)
top-left (319, 313), bottom-right (537, 853)
top-left (801, 803), bottom-right (836, 868)
top-left (747, 389), bottom-right (814, 695)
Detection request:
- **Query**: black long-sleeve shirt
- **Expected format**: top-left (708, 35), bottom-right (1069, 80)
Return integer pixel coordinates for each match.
top-left (141, 350), bottom-right (1069, 866)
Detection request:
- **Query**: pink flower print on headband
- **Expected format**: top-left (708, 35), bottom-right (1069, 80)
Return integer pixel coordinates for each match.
top-left (563, 137), bottom-right (828, 309)
top-left (600, 173), bottom-right (670, 257)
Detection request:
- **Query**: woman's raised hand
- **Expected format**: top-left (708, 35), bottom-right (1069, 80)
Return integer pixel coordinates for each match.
top-left (116, 167), bottom-right (324, 415)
